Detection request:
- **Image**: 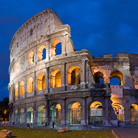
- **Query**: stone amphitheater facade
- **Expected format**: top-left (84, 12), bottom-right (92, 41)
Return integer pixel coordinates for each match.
top-left (8, 9), bottom-right (138, 127)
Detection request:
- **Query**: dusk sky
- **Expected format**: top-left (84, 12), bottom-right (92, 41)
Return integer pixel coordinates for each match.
top-left (0, 0), bottom-right (138, 101)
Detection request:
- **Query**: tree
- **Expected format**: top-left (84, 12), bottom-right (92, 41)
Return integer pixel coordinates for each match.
top-left (0, 97), bottom-right (9, 121)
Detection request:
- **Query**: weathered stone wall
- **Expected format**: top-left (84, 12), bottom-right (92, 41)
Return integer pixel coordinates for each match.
top-left (8, 8), bottom-right (138, 127)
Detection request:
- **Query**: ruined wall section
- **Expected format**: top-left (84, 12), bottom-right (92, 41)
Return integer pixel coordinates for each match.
top-left (9, 9), bottom-right (75, 84)
top-left (92, 53), bottom-right (135, 89)
top-left (9, 9), bottom-right (63, 72)
top-left (128, 53), bottom-right (138, 89)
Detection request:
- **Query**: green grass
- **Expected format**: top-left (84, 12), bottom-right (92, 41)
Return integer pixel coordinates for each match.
top-left (0, 127), bottom-right (114, 138)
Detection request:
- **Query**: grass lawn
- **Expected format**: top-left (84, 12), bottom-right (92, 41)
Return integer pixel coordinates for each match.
top-left (0, 127), bottom-right (114, 138)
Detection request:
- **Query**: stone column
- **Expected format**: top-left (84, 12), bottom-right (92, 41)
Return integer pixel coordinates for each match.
top-left (62, 34), bottom-right (68, 56)
top-left (33, 102), bottom-right (36, 125)
top-left (12, 85), bottom-right (15, 103)
top-left (61, 63), bottom-right (67, 91)
top-left (34, 46), bottom-right (37, 65)
top-left (48, 40), bottom-right (52, 60)
top-left (124, 98), bottom-right (130, 122)
top-left (12, 106), bottom-right (15, 123)
top-left (65, 65), bottom-right (68, 89)
top-left (46, 40), bottom-right (50, 60)
top-left (12, 107), bottom-right (15, 124)
top-left (61, 98), bottom-right (66, 126)
top-left (25, 77), bottom-right (27, 98)
top-left (33, 71), bottom-right (36, 96)
top-left (17, 106), bottom-right (20, 124)
top-left (81, 59), bottom-right (87, 88)
top-left (104, 77), bottom-right (110, 83)
top-left (81, 97), bottom-right (87, 125)
top-left (64, 63), bottom-right (67, 91)
top-left (24, 105), bottom-right (27, 125)
top-left (45, 98), bottom-right (50, 125)
top-left (46, 67), bottom-right (50, 93)
top-left (18, 81), bottom-right (20, 100)
top-left (103, 96), bottom-right (110, 126)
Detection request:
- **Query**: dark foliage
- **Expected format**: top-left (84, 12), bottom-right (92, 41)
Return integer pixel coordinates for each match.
top-left (0, 97), bottom-right (9, 121)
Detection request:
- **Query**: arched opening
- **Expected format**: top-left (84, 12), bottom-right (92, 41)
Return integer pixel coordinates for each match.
top-left (37, 73), bottom-right (45, 91)
top-left (16, 61), bottom-right (19, 73)
top-left (27, 77), bottom-right (33, 93)
top-left (15, 84), bottom-right (18, 98)
top-left (30, 28), bottom-right (33, 36)
top-left (28, 51), bottom-right (34, 65)
top-left (110, 70), bottom-right (123, 85)
top-left (89, 101), bottom-right (103, 125)
top-left (15, 109), bottom-right (18, 124)
top-left (51, 40), bottom-right (62, 57)
top-left (37, 45), bottom-right (46, 61)
top-left (110, 78), bottom-right (121, 85)
top-left (68, 66), bottom-right (80, 85)
top-left (68, 102), bottom-right (81, 124)
top-left (50, 69), bottom-right (61, 88)
top-left (130, 104), bottom-right (138, 122)
top-left (50, 104), bottom-right (61, 125)
top-left (20, 81), bottom-right (24, 96)
top-left (20, 108), bottom-right (24, 124)
top-left (27, 107), bottom-right (33, 124)
top-left (112, 103), bottom-right (124, 121)
top-left (94, 72), bottom-right (104, 83)
top-left (37, 105), bottom-right (46, 125)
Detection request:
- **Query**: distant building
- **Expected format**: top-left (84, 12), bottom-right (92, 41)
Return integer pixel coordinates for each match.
top-left (8, 9), bottom-right (138, 127)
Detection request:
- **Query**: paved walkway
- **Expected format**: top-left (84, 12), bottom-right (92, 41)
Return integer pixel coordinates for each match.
top-left (113, 127), bottom-right (138, 138)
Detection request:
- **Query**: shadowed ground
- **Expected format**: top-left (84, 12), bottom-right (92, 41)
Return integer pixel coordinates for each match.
top-left (113, 127), bottom-right (138, 138)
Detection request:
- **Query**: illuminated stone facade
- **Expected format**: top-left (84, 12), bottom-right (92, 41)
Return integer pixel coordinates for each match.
top-left (8, 9), bottom-right (138, 127)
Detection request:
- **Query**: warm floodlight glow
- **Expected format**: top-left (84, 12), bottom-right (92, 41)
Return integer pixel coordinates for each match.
top-left (15, 84), bottom-right (18, 98)
top-left (20, 81), bottom-right (24, 96)
top-left (38, 45), bottom-right (46, 61)
top-left (37, 73), bottom-right (45, 91)
top-left (68, 102), bottom-right (81, 124)
top-left (51, 40), bottom-right (61, 57)
top-left (130, 104), bottom-right (138, 121)
top-left (112, 103), bottom-right (124, 121)
top-left (50, 69), bottom-right (61, 88)
top-left (28, 51), bottom-right (34, 65)
top-left (27, 77), bottom-right (33, 93)
top-left (68, 66), bottom-right (80, 85)
top-left (110, 70), bottom-right (123, 85)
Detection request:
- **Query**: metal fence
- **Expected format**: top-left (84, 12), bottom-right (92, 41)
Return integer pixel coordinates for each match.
top-left (68, 109), bottom-right (81, 124)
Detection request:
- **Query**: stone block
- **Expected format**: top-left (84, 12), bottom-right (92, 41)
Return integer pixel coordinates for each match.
top-left (0, 130), bottom-right (12, 138)
top-left (57, 129), bottom-right (66, 133)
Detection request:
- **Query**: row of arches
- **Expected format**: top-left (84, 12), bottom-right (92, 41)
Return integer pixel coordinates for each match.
top-left (13, 102), bottom-right (138, 125)
top-left (14, 66), bottom-right (81, 98)
top-left (112, 103), bottom-right (138, 122)
top-left (11, 40), bottom-right (62, 74)
top-left (94, 70), bottom-right (123, 85)
top-left (28, 41), bottom-right (62, 65)
top-left (13, 101), bottom-right (103, 125)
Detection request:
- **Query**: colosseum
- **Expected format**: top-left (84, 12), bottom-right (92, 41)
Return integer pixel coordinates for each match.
top-left (8, 8), bottom-right (138, 128)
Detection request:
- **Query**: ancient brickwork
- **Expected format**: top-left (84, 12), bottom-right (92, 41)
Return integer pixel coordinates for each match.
top-left (8, 9), bottom-right (138, 127)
